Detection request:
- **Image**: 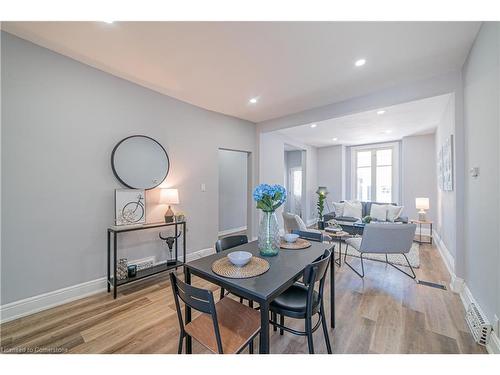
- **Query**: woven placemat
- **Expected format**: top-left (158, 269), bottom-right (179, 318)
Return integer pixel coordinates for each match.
top-left (212, 256), bottom-right (270, 279)
top-left (280, 238), bottom-right (311, 250)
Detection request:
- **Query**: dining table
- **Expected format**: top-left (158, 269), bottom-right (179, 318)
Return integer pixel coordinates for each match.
top-left (183, 239), bottom-right (335, 354)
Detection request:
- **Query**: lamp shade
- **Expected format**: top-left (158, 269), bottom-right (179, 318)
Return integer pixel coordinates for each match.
top-left (160, 188), bottom-right (179, 205)
top-left (415, 197), bottom-right (429, 210)
top-left (316, 186), bottom-right (329, 195)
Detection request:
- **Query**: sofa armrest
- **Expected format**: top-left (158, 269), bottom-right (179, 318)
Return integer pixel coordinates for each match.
top-left (396, 216), bottom-right (408, 224)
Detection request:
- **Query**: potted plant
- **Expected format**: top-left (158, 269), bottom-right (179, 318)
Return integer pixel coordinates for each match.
top-left (316, 187), bottom-right (328, 230)
top-left (253, 184), bottom-right (287, 256)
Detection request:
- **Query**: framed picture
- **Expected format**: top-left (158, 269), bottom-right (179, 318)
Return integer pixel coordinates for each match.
top-left (115, 189), bottom-right (146, 225)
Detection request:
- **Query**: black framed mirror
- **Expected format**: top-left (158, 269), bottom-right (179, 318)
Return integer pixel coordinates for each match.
top-left (111, 135), bottom-right (170, 190)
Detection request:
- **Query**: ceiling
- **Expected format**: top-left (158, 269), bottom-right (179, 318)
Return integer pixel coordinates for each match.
top-left (2, 22), bottom-right (479, 123)
top-left (277, 94), bottom-right (452, 147)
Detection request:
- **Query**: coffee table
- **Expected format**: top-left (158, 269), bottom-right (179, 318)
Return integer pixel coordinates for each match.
top-left (332, 220), bottom-right (365, 236)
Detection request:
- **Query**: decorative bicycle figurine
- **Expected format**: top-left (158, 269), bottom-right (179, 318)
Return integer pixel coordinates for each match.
top-left (121, 194), bottom-right (145, 223)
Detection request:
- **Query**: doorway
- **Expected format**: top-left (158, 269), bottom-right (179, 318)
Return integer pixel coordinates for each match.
top-left (218, 149), bottom-right (249, 238)
top-left (284, 145), bottom-right (306, 219)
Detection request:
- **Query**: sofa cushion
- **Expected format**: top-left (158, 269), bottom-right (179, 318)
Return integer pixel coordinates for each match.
top-left (387, 205), bottom-right (404, 222)
top-left (343, 200), bottom-right (362, 219)
top-left (370, 204), bottom-right (388, 221)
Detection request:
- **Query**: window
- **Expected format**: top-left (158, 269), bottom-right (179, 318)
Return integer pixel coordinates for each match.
top-left (352, 143), bottom-right (399, 203)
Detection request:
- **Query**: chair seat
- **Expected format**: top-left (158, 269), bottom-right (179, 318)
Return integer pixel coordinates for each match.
top-left (270, 283), bottom-right (320, 317)
top-left (185, 297), bottom-right (260, 354)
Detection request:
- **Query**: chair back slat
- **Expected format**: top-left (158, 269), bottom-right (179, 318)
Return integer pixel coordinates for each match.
top-left (303, 249), bottom-right (332, 286)
top-left (291, 230), bottom-right (322, 242)
top-left (360, 223), bottom-right (416, 254)
top-left (215, 235), bottom-right (248, 253)
top-left (170, 273), bottom-right (214, 314)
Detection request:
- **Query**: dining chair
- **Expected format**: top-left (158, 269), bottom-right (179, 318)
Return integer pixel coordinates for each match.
top-left (269, 249), bottom-right (333, 354)
top-left (170, 272), bottom-right (260, 354)
top-left (344, 223), bottom-right (417, 279)
top-left (215, 235), bottom-right (249, 305)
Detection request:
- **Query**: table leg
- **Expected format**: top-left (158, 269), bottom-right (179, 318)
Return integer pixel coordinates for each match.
top-left (113, 232), bottom-right (117, 299)
top-left (259, 301), bottom-right (270, 354)
top-left (184, 267), bottom-right (192, 354)
top-left (335, 238), bottom-right (342, 267)
top-left (107, 230), bottom-right (110, 293)
top-left (330, 248), bottom-right (335, 329)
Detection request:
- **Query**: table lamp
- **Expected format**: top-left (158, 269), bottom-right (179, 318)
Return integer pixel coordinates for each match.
top-left (415, 197), bottom-right (429, 221)
top-left (160, 188), bottom-right (179, 223)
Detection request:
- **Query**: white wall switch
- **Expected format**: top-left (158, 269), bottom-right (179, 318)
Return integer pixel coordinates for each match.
top-left (201, 183), bottom-right (206, 192)
top-left (470, 167), bottom-right (480, 178)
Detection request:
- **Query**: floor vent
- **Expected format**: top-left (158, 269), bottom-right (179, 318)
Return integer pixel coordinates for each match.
top-left (417, 280), bottom-right (447, 290)
top-left (465, 303), bottom-right (492, 346)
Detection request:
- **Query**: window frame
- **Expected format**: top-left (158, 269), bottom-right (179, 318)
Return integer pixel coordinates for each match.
top-left (350, 142), bottom-right (400, 204)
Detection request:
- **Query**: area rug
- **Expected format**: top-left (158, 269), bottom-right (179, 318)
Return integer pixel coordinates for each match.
top-left (333, 242), bottom-right (420, 268)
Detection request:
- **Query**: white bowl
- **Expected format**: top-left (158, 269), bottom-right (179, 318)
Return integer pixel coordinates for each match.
top-left (227, 251), bottom-right (252, 267)
top-left (284, 233), bottom-right (299, 243)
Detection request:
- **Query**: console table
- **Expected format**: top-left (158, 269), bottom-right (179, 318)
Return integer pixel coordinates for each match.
top-left (107, 221), bottom-right (186, 299)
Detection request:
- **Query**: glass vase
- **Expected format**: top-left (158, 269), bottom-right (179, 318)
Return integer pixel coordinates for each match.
top-left (258, 211), bottom-right (280, 256)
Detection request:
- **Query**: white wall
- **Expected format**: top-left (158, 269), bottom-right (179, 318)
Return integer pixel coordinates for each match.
top-left (259, 132), bottom-right (318, 228)
top-left (1, 32), bottom-right (257, 305)
top-left (402, 134), bottom-right (437, 222)
top-left (218, 149), bottom-right (248, 233)
top-left (462, 22), bottom-right (500, 325)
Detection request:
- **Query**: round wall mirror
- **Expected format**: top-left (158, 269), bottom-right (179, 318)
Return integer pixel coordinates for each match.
top-left (111, 135), bottom-right (170, 190)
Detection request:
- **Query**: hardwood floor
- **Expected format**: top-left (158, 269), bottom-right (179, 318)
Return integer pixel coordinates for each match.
top-left (0, 243), bottom-right (486, 354)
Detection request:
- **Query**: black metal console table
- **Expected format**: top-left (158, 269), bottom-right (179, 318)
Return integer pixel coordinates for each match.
top-left (107, 221), bottom-right (186, 299)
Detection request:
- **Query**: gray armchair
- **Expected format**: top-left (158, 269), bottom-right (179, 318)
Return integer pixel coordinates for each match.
top-left (282, 212), bottom-right (332, 242)
top-left (344, 223), bottom-right (417, 279)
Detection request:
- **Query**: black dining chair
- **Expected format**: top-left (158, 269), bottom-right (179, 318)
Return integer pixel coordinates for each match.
top-left (215, 235), bottom-right (250, 305)
top-left (170, 272), bottom-right (260, 354)
top-left (269, 248), bottom-right (333, 354)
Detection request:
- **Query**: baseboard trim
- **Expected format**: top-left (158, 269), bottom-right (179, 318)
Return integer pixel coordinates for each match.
top-left (218, 226), bottom-right (247, 236)
top-left (0, 277), bottom-right (107, 324)
top-left (433, 231), bottom-right (455, 276)
top-left (487, 330), bottom-right (500, 354)
top-left (0, 247), bottom-right (215, 324)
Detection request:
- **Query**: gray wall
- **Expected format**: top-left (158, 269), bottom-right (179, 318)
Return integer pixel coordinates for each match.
top-left (462, 22), bottom-right (500, 324)
top-left (401, 134), bottom-right (437, 223)
top-left (435, 96), bottom-right (457, 257)
top-left (218, 149), bottom-right (247, 232)
top-left (1, 32), bottom-right (257, 304)
top-left (317, 145), bottom-right (344, 204)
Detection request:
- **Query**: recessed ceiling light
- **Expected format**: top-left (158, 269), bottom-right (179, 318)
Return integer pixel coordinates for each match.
top-left (249, 97), bottom-right (258, 104)
top-left (310, 124), bottom-right (317, 128)
top-left (385, 130), bottom-right (392, 134)
top-left (377, 110), bottom-right (386, 115)
top-left (354, 59), bottom-right (366, 67)
top-left (332, 137), bottom-right (338, 141)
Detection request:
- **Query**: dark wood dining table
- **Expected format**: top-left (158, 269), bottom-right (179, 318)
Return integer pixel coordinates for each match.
top-left (183, 240), bottom-right (335, 354)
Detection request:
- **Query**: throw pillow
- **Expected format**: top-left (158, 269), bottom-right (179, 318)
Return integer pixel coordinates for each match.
top-left (343, 200), bottom-right (362, 219)
top-left (387, 205), bottom-right (404, 222)
top-left (370, 204), bottom-right (388, 221)
top-left (332, 202), bottom-right (345, 217)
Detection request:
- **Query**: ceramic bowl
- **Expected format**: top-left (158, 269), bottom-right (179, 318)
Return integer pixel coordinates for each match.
top-left (227, 251), bottom-right (252, 267)
top-left (283, 233), bottom-right (299, 243)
